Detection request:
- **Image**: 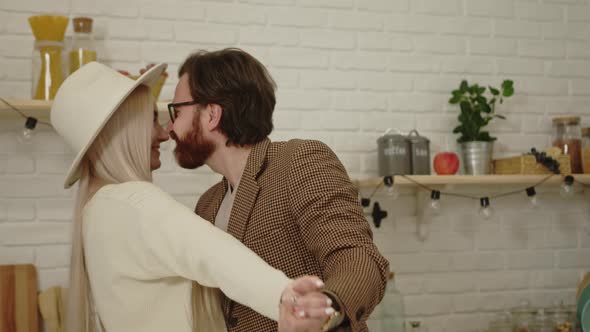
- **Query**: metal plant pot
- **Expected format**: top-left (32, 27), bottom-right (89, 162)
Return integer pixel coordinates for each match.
top-left (460, 141), bottom-right (494, 175)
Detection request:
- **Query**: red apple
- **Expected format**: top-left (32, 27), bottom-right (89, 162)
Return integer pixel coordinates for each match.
top-left (433, 152), bottom-right (460, 175)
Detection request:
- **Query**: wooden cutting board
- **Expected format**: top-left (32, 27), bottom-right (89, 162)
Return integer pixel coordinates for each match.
top-left (0, 264), bottom-right (39, 332)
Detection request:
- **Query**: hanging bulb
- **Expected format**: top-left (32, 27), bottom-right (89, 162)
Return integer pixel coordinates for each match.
top-left (429, 190), bottom-right (441, 214)
top-left (417, 221), bottom-right (430, 241)
top-left (383, 176), bottom-right (399, 200)
top-left (526, 187), bottom-right (539, 208)
top-left (560, 175), bottom-right (575, 198)
top-left (17, 117), bottom-right (37, 144)
top-left (478, 197), bottom-right (494, 220)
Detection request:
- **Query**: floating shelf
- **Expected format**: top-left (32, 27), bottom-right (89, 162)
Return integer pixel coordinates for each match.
top-left (0, 99), bottom-right (169, 123)
top-left (4, 100), bottom-right (590, 188)
top-left (353, 174), bottom-right (590, 188)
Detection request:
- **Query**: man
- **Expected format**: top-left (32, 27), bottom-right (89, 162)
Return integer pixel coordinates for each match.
top-left (168, 48), bottom-right (390, 332)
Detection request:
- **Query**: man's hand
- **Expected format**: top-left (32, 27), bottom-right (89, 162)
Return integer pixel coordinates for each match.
top-left (278, 276), bottom-right (334, 332)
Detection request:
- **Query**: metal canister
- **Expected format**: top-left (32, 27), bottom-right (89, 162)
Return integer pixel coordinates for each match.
top-left (377, 129), bottom-right (411, 176)
top-left (407, 130), bottom-right (430, 175)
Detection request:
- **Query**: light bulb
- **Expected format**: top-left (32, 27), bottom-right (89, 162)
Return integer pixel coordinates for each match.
top-left (17, 117), bottom-right (37, 144)
top-left (383, 176), bottom-right (399, 200)
top-left (560, 176), bottom-right (575, 198)
top-left (386, 185), bottom-right (400, 200)
top-left (526, 187), bottom-right (540, 209)
top-left (429, 190), bottom-right (441, 214)
top-left (417, 221), bottom-right (430, 241)
top-left (430, 199), bottom-right (441, 211)
top-left (529, 195), bottom-right (539, 208)
top-left (479, 197), bottom-right (493, 220)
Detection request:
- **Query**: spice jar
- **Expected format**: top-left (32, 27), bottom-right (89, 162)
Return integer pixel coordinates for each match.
top-left (552, 117), bottom-right (583, 174)
top-left (488, 311), bottom-right (512, 332)
top-left (547, 302), bottom-right (575, 332)
top-left (512, 300), bottom-right (537, 332)
top-left (582, 127), bottom-right (590, 174)
top-left (68, 17), bottom-right (97, 75)
top-left (533, 309), bottom-right (553, 332)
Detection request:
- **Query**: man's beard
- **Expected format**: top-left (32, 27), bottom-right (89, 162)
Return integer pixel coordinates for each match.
top-left (170, 120), bottom-right (215, 169)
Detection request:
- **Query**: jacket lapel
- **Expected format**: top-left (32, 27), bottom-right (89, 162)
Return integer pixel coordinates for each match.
top-left (225, 138), bottom-right (270, 242)
top-left (213, 177), bottom-right (229, 224)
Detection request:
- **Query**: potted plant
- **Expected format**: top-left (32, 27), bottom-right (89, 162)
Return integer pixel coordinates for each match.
top-left (449, 79), bottom-right (514, 175)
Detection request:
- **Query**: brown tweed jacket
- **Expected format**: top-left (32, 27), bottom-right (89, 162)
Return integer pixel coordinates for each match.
top-left (195, 138), bottom-right (390, 332)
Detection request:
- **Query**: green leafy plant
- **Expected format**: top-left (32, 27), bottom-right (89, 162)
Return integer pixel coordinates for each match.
top-left (449, 79), bottom-right (514, 143)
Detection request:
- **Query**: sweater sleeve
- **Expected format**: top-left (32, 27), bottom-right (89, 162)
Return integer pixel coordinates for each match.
top-left (100, 182), bottom-right (290, 321)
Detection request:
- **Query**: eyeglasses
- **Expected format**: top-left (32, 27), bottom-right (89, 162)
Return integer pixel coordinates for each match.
top-left (167, 100), bottom-right (199, 123)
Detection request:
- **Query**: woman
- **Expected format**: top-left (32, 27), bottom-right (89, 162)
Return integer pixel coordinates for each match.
top-left (50, 62), bottom-right (332, 332)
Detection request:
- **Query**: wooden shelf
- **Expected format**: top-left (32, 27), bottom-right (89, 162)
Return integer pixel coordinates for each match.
top-left (0, 99), bottom-right (169, 123)
top-left (353, 174), bottom-right (590, 188)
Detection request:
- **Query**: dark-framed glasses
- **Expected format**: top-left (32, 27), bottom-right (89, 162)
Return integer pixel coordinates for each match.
top-left (167, 100), bottom-right (199, 123)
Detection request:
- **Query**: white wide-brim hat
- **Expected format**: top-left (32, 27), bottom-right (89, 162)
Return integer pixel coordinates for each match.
top-left (51, 61), bottom-right (167, 189)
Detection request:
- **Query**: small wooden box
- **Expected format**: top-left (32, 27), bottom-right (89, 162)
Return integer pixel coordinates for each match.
top-left (493, 154), bottom-right (571, 175)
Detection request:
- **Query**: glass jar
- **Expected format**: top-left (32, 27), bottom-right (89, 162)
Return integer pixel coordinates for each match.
top-left (488, 312), bottom-right (512, 332)
top-left (581, 127), bottom-right (590, 174)
top-left (31, 40), bottom-right (65, 100)
top-left (512, 300), bottom-right (537, 332)
top-left (380, 272), bottom-right (406, 332)
top-left (69, 17), bottom-right (97, 75)
top-left (547, 302), bottom-right (575, 332)
top-left (28, 15), bottom-right (69, 100)
top-left (533, 309), bottom-right (553, 332)
top-left (552, 117), bottom-right (582, 174)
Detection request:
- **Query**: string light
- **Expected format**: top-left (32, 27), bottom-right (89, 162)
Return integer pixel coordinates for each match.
top-left (429, 190), bottom-right (441, 214)
top-left (383, 175), bottom-right (399, 200)
top-left (526, 187), bottom-right (539, 208)
top-left (18, 117), bottom-right (37, 144)
top-left (560, 175), bottom-right (575, 198)
top-left (479, 197), bottom-right (494, 220)
top-left (0, 98), bottom-right (51, 144)
top-left (359, 174), bottom-right (590, 228)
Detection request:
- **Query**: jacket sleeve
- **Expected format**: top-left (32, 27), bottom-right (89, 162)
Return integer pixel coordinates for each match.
top-left (286, 140), bottom-right (390, 330)
top-left (118, 183), bottom-right (290, 321)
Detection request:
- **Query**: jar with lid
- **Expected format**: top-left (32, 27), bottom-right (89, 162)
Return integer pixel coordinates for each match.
top-left (581, 127), bottom-right (590, 174)
top-left (512, 300), bottom-right (537, 332)
top-left (546, 302), bottom-right (575, 332)
top-left (68, 17), bottom-right (97, 75)
top-left (488, 311), bottom-right (512, 332)
top-left (533, 309), bottom-right (553, 332)
top-left (406, 130), bottom-right (430, 175)
top-left (552, 117), bottom-right (582, 174)
top-left (377, 129), bottom-right (411, 176)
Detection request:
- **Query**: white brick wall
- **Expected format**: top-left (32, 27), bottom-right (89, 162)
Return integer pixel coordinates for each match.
top-left (2, 1), bottom-right (590, 331)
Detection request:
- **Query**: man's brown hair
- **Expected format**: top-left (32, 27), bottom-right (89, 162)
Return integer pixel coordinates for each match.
top-left (179, 48), bottom-right (276, 146)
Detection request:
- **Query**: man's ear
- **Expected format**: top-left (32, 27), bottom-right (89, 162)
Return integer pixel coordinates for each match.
top-left (204, 104), bottom-right (223, 131)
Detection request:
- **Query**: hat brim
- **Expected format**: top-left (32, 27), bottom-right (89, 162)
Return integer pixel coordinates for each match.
top-left (60, 63), bottom-right (167, 189)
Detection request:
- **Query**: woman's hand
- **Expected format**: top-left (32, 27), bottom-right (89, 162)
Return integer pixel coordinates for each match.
top-left (278, 276), bottom-right (334, 332)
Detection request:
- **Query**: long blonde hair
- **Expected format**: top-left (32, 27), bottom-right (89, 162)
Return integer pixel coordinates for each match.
top-left (65, 85), bottom-right (222, 332)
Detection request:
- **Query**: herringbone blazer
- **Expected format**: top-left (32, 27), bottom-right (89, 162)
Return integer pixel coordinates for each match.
top-left (196, 138), bottom-right (390, 332)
